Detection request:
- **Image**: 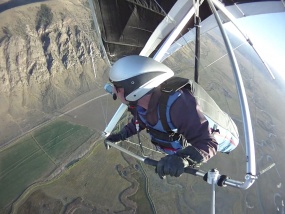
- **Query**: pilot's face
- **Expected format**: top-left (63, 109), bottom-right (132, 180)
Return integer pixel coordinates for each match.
top-left (113, 86), bottom-right (129, 105)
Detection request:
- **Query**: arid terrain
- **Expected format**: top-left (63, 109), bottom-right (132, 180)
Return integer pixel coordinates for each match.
top-left (0, 0), bottom-right (108, 146)
top-left (0, 1), bottom-right (284, 214)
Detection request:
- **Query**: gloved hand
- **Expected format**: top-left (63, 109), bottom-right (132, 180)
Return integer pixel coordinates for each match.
top-left (104, 129), bottom-right (128, 150)
top-left (176, 146), bottom-right (204, 168)
top-left (106, 133), bottom-right (124, 142)
top-left (156, 155), bottom-right (189, 179)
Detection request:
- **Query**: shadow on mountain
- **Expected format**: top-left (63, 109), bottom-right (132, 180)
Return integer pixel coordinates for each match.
top-left (0, 0), bottom-right (47, 13)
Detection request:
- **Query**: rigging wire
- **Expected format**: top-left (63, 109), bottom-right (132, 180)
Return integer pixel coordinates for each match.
top-left (124, 139), bottom-right (164, 154)
top-left (204, 43), bottom-right (245, 69)
top-left (100, 95), bottom-right (109, 127)
top-left (229, 0), bottom-right (246, 17)
top-left (153, 0), bottom-right (171, 18)
top-left (134, 110), bottom-right (148, 157)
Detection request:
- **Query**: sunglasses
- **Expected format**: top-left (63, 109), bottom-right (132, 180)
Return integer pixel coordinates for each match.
top-left (113, 84), bottom-right (122, 92)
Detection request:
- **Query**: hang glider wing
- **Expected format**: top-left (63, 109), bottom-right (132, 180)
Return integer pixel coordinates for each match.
top-left (90, 0), bottom-right (281, 63)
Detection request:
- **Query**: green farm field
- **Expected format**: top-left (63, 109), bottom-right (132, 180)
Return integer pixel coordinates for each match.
top-left (0, 120), bottom-right (96, 211)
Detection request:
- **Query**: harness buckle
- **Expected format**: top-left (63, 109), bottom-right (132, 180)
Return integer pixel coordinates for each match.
top-left (161, 88), bottom-right (174, 93)
top-left (169, 132), bottom-right (177, 141)
top-left (211, 124), bottom-right (220, 134)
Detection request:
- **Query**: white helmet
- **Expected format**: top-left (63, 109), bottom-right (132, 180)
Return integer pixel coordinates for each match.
top-left (109, 55), bottom-right (174, 102)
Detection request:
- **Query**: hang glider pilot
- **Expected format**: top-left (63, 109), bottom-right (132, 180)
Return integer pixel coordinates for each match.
top-left (105, 55), bottom-right (237, 179)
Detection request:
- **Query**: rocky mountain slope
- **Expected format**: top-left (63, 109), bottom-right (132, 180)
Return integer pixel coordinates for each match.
top-left (0, 0), bottom-right (108, 144)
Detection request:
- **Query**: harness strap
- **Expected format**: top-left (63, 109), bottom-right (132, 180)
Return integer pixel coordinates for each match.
top-left (159, 76), bottom-right (193, 133)
top-left (159, 92), bottom-right (172, 133)
top-left (146, 126), bottom-right (181, 141)
top-left (133, 107), bottom-right (147, 157)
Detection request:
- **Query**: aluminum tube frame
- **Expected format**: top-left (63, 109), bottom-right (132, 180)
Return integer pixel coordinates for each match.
top-left (103, 104), bottom-right (128, 136)
top-left (105, 141), bottom-right (246, 188)
top-left (105, 141), bottom-right (146, 162)
top-left (140, 0), bottom-right (193, 57)
top-left (154, 0), bottom-right (203, 62)
top-left (212, 182), bottom-right (216, 214)
top-left (207, 0), bottom-right (256, 189)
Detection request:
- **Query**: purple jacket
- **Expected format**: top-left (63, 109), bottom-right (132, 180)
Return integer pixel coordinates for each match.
top-left (123, 86), bottom-right (218, 162)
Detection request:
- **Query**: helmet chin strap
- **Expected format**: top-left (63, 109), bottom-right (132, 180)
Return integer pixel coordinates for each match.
top-left (128, 101), bottom-right (138, 108)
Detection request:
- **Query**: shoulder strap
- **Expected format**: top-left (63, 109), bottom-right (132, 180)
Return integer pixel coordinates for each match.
top-left (161, 76), bottom-right (192, 93)
top-left (159, 77), bottom-right (193, 132)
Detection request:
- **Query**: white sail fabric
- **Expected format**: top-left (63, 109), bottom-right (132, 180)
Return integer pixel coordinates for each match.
top-left (162, 1), bottom-right (284, 61)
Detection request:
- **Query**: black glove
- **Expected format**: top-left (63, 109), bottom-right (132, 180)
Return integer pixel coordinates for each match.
top-left (156, 155), bottom-right (189, 179)
top-left (175, 146), bottom-right (204, 168)
top-left (156, 146), bottom-right (204, 179)
top-left (104, 129), bottom-right (128, 150)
